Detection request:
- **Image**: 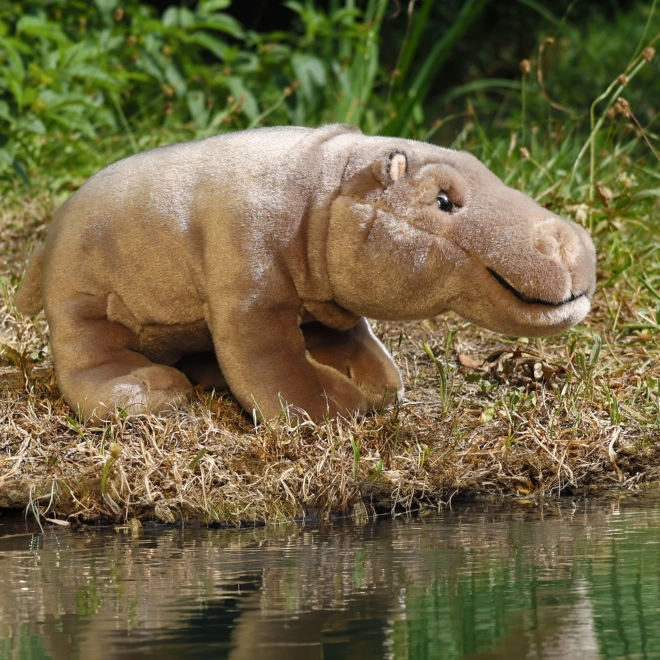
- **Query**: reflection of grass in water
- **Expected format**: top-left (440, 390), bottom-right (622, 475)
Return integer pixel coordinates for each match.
top-left (0, 632), bottom-right (50, 660)
top-left (389, 507), bottom-right (660, 658)
top-left (76, 578), bottom-right (103, 617)
top-left (1, 500), bottom-right (660, 658)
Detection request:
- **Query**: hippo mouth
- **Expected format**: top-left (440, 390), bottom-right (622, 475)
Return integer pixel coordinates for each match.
top-left (487, 268), bottom-right (585, 307)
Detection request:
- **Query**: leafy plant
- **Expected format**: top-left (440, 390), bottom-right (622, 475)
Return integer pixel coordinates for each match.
top-left (0, 0), bottom-right (499, 189)
top-left (0, 0), bottom-right (257, 187)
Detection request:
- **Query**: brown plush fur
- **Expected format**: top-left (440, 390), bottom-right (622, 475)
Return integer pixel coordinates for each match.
top-left (15, 124), bottom-right (596, 422)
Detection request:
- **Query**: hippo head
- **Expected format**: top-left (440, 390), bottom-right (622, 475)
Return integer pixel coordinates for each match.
top-left (325, 137), bottom-right (596, 337)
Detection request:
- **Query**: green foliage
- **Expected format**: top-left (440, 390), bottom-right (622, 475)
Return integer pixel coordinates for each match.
top-left (0, 0), bottom-right (519, 190)
top-left (539, 2), bottom-right (660, 118)
top-left (0, 0), bottom-right (437, 189)
top-left (0, 0), bottom-right (658, 217)
top-left (381, 0), bottom-right (490, 137)
top-left (0, 0), bottom-right (253, 186)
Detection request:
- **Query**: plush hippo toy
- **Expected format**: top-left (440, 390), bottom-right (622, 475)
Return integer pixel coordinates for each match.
top-left (16, 124), bottom-right (596, 422)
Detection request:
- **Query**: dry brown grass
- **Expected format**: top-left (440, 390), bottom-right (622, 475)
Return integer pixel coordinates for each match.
top-left (1, 192), bottom-right (659, 525)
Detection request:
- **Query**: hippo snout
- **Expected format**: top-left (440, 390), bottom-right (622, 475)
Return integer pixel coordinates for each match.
top-left (531, 216), bottom-right (596, 303)
top-left (472, 211), bottom-right (595, 309)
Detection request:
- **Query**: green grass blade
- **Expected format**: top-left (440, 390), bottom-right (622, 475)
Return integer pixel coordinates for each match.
top-left (391, 0), bottom-right (436, 91)
top-left (344, 0), bottom-right (389, 126)
top-left (439, 78), bottom-right (522, 103)
top-left (383, 0), bottom-right (491, 136)
top-left (515, 0), bottom-right (561, 26)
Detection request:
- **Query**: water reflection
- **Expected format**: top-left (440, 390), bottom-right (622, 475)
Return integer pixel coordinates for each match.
top-left (1, 494), bottom-right (659, 659)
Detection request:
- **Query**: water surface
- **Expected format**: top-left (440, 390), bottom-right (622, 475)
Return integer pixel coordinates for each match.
top-left (1, 493), bottom-right (659, 659)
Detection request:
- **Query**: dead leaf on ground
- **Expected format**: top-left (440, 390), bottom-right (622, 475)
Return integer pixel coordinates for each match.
top-left (458, 354), bottom-right (484, 370)
top-left (483, 348), bottom-right (566, 387)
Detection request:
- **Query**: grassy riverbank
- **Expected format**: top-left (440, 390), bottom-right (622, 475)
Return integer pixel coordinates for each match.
top-left (1, 115), bottom-right (659, 524)
top-left (1, 1), bottom-right (659, 524)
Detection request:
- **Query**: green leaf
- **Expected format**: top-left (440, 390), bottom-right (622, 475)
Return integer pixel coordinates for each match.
top-left (330, 59), bottom-right (352, 98)
top-left (636, 189), bottom-right (660, 199)
top-left (637, 274), bottom-right (660, 304)
top-left (0, 147), bottom-right (15, 166)
top-left (67, 64), bottom-right (120, 88)
top-left (139, 19), bottom-right (173, 39)
top-left (440, 78), bottom-right (523, 103)
top-left (184, 31), bottom-right (227, 60)
top-left (163, 7), bottom-right (196, 30)
top-left (291, 53), bottom-right (326, 104)
top-left (48, 111), bottom-right (97, 137)
top-left (392, 0), bottom-right (435, 89)
top-left (0, 101), bottom-right (12, 122)
top-left (164, 63), bottom-right (187, 97)
top-left (515, 0), bottom-right (561, 26)
top-left (22, 86), bottom-right (38, 107)
top-left (15, 117), bottom-right (46, 134)
top-left (93, 0), bottom-right (119, 14)
top-left (0, 37), bottom-right (26, 78)
top-left (225, 76), bottom-right (259, 121)
top-left (0, 36), bottom-right (32, 57)
top-left (61, 41), bottom-right (101, 68)
top-left (16, 16), bottom-right (69, 46)
top-left (186, 447), bottom-right (207, 470)
top-left (197, 14), bottom-right (245, 39)
top-left (39, 89), bottom-right (98, 111)
top-left (198, 0), bottom-right (232, 15)
top-left (5, 71), bottom-right (24, 107)
top-left (284, 1), bottom-right (304, 16)
top-left (186, 90), bottom-right (209, 128)
top-left (12, 159), bottom-right (30, 186)
top-left (138, 51), bottom-right (166, 82)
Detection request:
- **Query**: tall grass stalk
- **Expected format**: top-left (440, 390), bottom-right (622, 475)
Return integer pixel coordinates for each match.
top-left (423, 343), bottom-right (456, 416)
top-left (520, 64), bottom-right (529, 145)
top-left (568, 39), bottom-right (658, 226)
top-left (383, 0), bottom-right (491, 137)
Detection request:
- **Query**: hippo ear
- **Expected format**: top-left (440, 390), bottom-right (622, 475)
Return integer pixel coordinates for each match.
top-left (374, 150), bottom-right (408, 185)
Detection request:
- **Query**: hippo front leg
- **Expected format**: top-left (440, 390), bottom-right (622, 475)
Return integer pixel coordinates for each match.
top-left (303, 318), bottom-right (404, 410)
top-left (174, 318), bottom-right (403, 413)
top-left (209, 303), bottom-right (369, 422)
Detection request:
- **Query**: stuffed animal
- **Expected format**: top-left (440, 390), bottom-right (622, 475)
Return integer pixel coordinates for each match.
top-left (16, 124), bottom-right (596, 422)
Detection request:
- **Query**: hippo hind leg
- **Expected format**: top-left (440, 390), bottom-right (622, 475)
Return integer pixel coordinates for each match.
top-left (303, 318), bottom-right (404, 410)
top-left (175, 351), bottom-right (228, 390)
top-left (48, 295), bottom-right (192, 422)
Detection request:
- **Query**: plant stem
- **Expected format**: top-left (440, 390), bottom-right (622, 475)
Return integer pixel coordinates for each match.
top-left (521, 74), bottom-right (527, 145)
top-left (569, 55), bottom-right (649, 227)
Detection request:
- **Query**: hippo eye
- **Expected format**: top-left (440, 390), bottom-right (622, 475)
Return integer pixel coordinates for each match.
top-left (437, 193), bottom-right (453, 213)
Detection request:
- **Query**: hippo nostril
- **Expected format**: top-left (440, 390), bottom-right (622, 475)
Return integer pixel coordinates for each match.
top-left (535, 219), bottom-right (581, 267)
top-left (535, 234), bottom-right (559, 257)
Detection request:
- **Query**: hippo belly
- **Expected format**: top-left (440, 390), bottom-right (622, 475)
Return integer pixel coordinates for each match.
top-left (137, 321), bottom-right (214, 365)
